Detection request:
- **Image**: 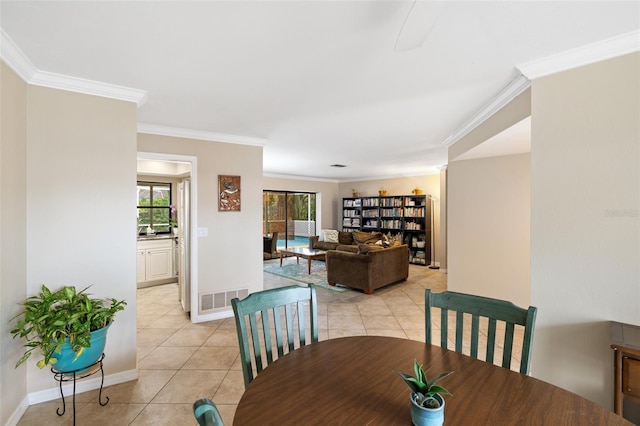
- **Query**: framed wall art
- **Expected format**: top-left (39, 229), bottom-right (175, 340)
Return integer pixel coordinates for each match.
top-left (218, 175), bottom-right (241, 211)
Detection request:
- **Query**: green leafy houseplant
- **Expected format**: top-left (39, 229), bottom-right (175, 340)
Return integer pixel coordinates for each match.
top-left (397, 359), bottom-right (452, 409)
top-left (10, 285), bottom-right (126, 369)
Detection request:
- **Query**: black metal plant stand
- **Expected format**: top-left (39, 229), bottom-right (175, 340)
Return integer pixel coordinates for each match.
top-left (51, 353), bottom-right (108, 426)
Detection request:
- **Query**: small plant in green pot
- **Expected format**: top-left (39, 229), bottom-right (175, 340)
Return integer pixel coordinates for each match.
top-left (10, 284), bottom-right (126, 371)
top-left (397, 359), bottom-right (452, 426)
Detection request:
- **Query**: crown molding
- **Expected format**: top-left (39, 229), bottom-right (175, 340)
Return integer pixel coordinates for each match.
top-left (517, 30), bottom-right (640, 79)
top-left (441, 75), bottom-right (531, 147)
top-left (1, 27), bottom-right (147, 106)
top-left (30, 70), bottom-right (148, 106)
top-left (263, 172), bottom-right (340, 183)
top-left (1, 28), bottom-right (37, 81)
top-left (137, 123), bottom-right (269, 146)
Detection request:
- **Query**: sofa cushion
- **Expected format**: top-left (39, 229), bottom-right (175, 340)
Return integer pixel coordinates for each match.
top-left (353, 231), bottom-right (383, 245)
top-left (314, 241), bottom-right (339, 251)
top-left (336, 244), bottom-right (359, 253)
top-left (338, 231), bottom-right (354, 245)
top-left (358, 244), bottom-right (384, 254)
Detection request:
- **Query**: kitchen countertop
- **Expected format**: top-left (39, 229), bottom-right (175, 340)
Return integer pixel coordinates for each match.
top-left (137, 234), bottom-right (175, 241)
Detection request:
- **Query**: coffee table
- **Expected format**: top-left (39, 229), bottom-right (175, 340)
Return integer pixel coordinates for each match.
top-left (279, 247), bottom-right (327, 274)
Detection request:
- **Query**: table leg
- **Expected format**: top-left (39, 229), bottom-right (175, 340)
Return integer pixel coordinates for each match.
top-left (296, 255), bottom-right (300, 265)
top-left (308, 258), bottom-right (312, 274)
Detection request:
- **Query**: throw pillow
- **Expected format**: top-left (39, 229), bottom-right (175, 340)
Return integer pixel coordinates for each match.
top-left (338, 231), bottom-right (354, 245)
top-left (353, 230), bottom-right (383, 245)
top-left (323, 229), bottom-right (339, 243)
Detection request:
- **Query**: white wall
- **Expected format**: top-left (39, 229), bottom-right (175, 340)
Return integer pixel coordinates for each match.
top-left (448, 154), bottom-right (531, 307)
top-left (25, 85), bottom-right (138, 395)
top-left (138, 134), bottom-right (264, 314)
top-left (1, 62), bottom-right (28, 425)
top-left (530, 52), bottom-right (640, 406)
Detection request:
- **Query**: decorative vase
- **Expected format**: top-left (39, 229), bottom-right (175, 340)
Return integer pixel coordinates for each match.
top-left (410, 393), bottom-right (445, 426)
top-left (52, 324), bottom-right (111, 373)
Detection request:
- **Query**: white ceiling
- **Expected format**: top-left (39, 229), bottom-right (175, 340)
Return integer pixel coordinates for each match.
top-left (2, 1), bottom-right (638, 181)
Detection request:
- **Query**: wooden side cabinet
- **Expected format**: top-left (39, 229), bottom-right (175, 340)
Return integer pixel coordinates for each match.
top-left (612, 344), bottom-right (640, 415)
top-left (611, 321), bottom-right (640, 418)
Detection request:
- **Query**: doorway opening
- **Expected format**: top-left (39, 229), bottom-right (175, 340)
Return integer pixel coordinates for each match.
top-left (263, 191), bottom-right (316, 249)
top-left (137, 152), bottom-right (198, 321)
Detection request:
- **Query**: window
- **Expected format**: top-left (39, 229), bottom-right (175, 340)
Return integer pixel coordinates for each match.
top-left (263, 191), bottom-right (316, 249)
top-left (137, 182), bottom-right (172, 234)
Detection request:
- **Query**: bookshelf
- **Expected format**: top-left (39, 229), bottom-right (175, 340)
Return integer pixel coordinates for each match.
top-left (342, 195), bottom-right (430, 266)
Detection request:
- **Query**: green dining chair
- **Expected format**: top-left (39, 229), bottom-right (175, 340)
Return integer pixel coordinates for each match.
top-left (425, 289), bottom-right (537, 375)
top-left (231, 284), bottom-right (318, 388)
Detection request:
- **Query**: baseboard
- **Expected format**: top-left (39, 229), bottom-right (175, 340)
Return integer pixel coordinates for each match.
top-left (192, 308), bottom-right (233, 323)
top-left (5, 395), bottom-right (29, 426)
top-left (27, 368), bottom-right (138, 405)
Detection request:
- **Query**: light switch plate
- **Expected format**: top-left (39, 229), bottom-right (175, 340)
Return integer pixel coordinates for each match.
top-left (197, 227), bottom-right (208, 237)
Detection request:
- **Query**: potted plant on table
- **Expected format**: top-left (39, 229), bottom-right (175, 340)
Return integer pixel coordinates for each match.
top-left (10, 284), bottom-right (126, 372)
top-left (397, 359), bottom-right (453, 426)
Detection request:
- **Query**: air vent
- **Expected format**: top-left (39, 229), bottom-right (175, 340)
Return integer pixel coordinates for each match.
top-left (201, 293), bottom-right (214, 311)
top-left (214, 292), bottom-right (226, 309)
top-left (330, 164), bottom-right (347, 168)
top-left (201, 288), bottom-right (250, 312)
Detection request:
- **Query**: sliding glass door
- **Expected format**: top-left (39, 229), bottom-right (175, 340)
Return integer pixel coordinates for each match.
top-left (263, 191), bottom-right (316, 249)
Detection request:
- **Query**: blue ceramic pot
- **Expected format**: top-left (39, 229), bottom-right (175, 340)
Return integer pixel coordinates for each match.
top-left (52, 323), bottom-right (111, 373)
top-left (410, 393), bottom-right (445, 426)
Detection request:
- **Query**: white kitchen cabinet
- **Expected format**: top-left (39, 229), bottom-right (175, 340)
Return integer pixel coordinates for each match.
top-left (137, 238), bottom-right (174, 284)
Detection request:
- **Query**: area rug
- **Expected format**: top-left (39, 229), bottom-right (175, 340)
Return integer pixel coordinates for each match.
top-left (263, 258), bottom-right (348, 292)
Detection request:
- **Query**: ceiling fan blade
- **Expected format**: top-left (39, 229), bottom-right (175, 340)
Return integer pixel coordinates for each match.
top-left (394, 0), bottom-right (447, 52)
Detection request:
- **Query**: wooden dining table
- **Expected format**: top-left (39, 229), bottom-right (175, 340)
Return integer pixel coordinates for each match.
top-left (234, 336), bottom-right (631, 425)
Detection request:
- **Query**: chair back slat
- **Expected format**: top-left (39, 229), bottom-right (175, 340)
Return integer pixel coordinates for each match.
top-left (439, 308), bottom-right (448, 348)
top-left (232, 284), bottom-right (318, 388)
top-left (455, 311), bottom-right (464, 352)
top-left (470, 314), bottom-right (480, 358)
top-left (425, 289), bottom-right (537, 375)
top-left (486, 317), bottom-right (497, 365)
top-left (297, 301), bottom-right (307, 347)
top-left (502, 322), bottom-right (516, 370)
top-left (284, 303), bottom-right (295, 352)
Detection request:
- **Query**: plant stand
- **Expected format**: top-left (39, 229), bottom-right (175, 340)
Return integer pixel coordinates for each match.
top-left (51, 353), bottom-right (108, 426)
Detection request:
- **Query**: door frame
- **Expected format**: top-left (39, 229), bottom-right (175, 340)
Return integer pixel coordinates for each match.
top-left (137, 151), bottom-right (199, 322)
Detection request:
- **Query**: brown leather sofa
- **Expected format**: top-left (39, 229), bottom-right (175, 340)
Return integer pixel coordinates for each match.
top-left (326, 244), bottom-right (409, 294)
top-left (309, 230), bottom-right (383, 253)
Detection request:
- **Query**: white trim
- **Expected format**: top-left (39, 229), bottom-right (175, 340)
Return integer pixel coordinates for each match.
top-left (263, 172), bottom-right (340, 183)
top-left (0, 27), bottom-right (147, 105)
top-left (518, 30), bottom-right (640, 80)
top-left (5, 395), bottom-right (29, 426)
top-left (136, 152), bottom-right (200, 323)
top-left (193, 309), bottom-right (234, 324)
top-left (27, 369), bottom-right (138, 405)
top-left (0, 28), bottom-right (37, 82)
top-left (441, 75), bottom-right (531, 148)
top-left (137, 124), bottom-right (269, 147)
top-left (29, 70), bottom-right (148, 106)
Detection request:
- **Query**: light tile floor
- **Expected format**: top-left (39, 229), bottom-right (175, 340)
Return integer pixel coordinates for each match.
top-left (18, 263), bottom-right (447, 425)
